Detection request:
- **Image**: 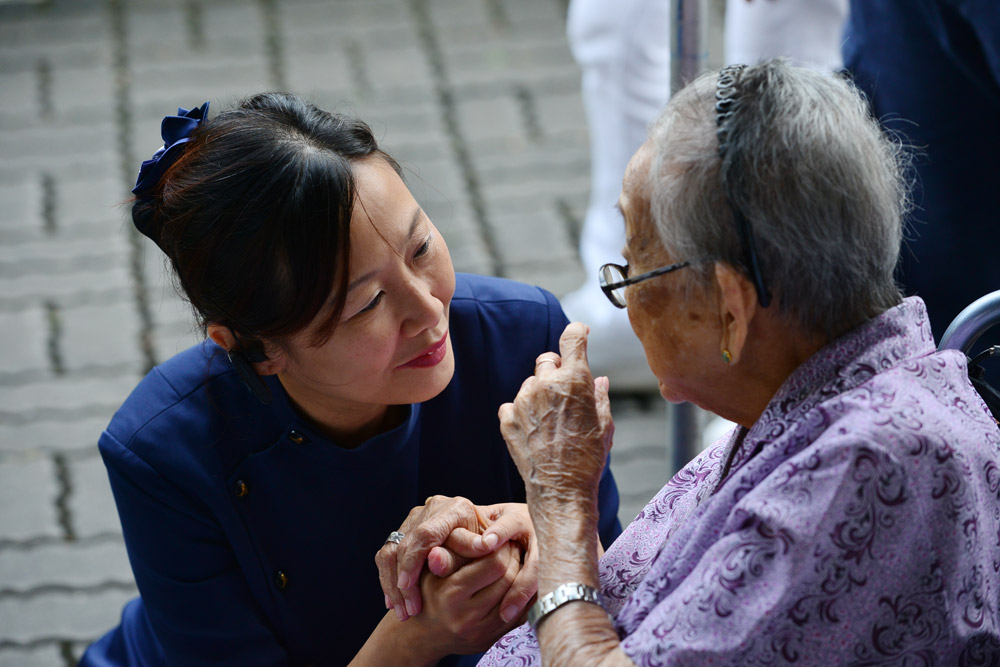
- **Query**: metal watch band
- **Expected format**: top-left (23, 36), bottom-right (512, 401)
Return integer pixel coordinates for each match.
top-left (527, 582), bottom-right (604, 631)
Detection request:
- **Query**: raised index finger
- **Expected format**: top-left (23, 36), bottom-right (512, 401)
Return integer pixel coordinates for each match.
top-left (559, 322), bottom-right (591, 370)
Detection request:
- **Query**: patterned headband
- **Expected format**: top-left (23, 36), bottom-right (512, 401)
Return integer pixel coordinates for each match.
top-left (714, 65), bottom-right (771, 308)
top-left (715, 64), bottom-right (746, 158)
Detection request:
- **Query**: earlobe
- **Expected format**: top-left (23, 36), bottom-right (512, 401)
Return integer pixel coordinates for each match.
top-left (714, 263), bottom-right (756, 365)
top-left (207, 324), bottom-right (234, 351)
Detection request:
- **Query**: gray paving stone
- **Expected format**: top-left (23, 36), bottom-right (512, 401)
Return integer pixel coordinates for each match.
top-left (0, 456), bottom-right (59, 542)
top-left (606, 399), bottom-right (671, 525)
top-left (71, 455), bottom-right (126, 539)
top-left (481, 172), bottom-right (589, 206)
top-left (0, 376), bottom-right (136, 420)
top-left (0, 122), bottom-right (117, 170)
top-left (444, 43), bottom-right (577, 88)
top-left (0, 416), bottom-right (112, 456)
top-left (0, 538), bottom-right (131, 593)
top-left (0, 177), bottom-right (41, 232)
top-left (0, 10), bottom-right (107, 54)
top-left (0, 237), bottom-right (129, 280)
top-left (439, 225), bottom-right (492, 275)
top-left (0, 269), bottom-right (130, 308)
top-left (0, 69), bottom-right (34, 117)
top-left (502, 0), bottom-right (566, 25)
top-left (365, 45), bottom-right (434, 90)
top-left (59, 302), bottom-right (143, 373)
top-left (151, 323), bottom-right (204, 364)
top-left (56, 176), bottom-right (130, 228)
top-left (285, 64), bottom-right (356, 99)
top-left (127, 3), bottom-right (264, 65)
top-left (50, 61), bottom-right (115, 121)
top-left (425, 0), bottom-right (492, 28)
top-left (0, 645), bottom-right (64, 667)
top-left (474, 147), bottom-right (591, 188)
top-left (421, 199), bottom-right (476, 234)
top-left (130, 59), bottom-right (274, 113)
top-left (0, 307), bottom-right (48, 378)
top-left (0, 587), bottom-right (136, 644)
top-left (504, 257), bottom-right (584, 298)
top-left (490, 208), bottom-right (576, 265)
top-left (436, 18), bottom-right (560, 52)
top-left (534, 90), bottom-right (588, 135)
top-left (285, 24), bottom-right (419, 59)
top-left (403, 157), bottom-right (467, 206)
top-left (281, 0), bottom-right (412, 31)
top-left (455, 94), bottom-right (523, 143)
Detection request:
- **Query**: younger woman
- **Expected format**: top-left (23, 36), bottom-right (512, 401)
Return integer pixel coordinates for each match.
top-left (81, 93), bottom-right (621, 666)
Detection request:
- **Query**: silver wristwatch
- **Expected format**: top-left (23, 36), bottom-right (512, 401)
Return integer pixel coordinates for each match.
top-left (527, 582), bottom-right (605, 630)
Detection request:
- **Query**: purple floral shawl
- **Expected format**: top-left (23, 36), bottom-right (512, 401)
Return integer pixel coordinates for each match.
top-left (481, 298), bottom-right (1000, 665)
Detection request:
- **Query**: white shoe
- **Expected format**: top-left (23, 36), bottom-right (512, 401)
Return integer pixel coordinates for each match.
top-left (561, 284), bottom-right (660, 392)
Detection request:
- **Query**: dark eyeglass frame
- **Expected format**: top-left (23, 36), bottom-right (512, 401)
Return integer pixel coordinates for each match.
top-left (599, 260), bottom-right (691, 309)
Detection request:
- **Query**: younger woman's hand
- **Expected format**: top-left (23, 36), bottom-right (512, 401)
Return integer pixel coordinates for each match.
top-left (429, 503), bottom-right (539, 624)
top-left (352, 541), bottom-right (526, 667)
top-left (415, 540), bottom-right (527, 657)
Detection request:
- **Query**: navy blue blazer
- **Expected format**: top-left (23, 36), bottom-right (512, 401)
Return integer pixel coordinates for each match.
top-left (82, 274), bottom-right (622, 666)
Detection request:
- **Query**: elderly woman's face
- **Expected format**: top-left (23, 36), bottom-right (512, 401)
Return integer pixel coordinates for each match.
top-left (620, 142), bottom-right (721, 406)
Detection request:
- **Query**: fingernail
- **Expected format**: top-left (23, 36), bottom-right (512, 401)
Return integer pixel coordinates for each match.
top-left (395, 607), bottom-right (405, 621)
top-left (483, 533), bottom-right (498, 549)
top-left (385, 594), bottom-right (391, 609)
top-left (405, 599), bottom-right (416, 616)
top-left (397, 572), bottom-right (410, 589)
top-left (501, 605), bottom-right (518, 623)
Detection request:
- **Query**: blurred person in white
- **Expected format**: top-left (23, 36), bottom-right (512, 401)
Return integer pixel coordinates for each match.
top-left (563, 0), bottom-right (848, 392)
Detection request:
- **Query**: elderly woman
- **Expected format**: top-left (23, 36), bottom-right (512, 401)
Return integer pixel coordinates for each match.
top-left (386, 60), bottom-right (1000, 664)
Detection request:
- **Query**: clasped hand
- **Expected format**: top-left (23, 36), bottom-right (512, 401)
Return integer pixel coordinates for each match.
top-left (376, 498), bottom-right (537, 649)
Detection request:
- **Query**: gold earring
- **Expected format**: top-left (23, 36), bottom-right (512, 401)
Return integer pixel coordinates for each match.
top-left (721, 349), bottom-right (732, 364)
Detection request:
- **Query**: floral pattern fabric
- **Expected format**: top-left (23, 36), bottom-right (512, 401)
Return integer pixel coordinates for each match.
top-left (481, 298), bottom-right (1000, 666)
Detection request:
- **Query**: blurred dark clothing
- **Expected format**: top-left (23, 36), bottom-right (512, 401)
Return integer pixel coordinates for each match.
top-left (843, 0), bottom-right (1000, 341)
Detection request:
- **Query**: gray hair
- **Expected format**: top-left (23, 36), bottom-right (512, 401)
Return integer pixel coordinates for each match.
top-left (647, 60), bottom-right (910, 339)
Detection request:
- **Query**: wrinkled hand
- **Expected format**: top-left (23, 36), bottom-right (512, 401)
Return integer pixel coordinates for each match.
top-left (377, 498), bottom-right (540, 624)
top-left (376, 495), bottom-right (483, 620)
top-left (498, 322), bottom-right (614, 510)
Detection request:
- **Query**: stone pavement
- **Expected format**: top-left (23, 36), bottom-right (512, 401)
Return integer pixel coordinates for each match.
top-left (0, 0), bottom-right (722, 663)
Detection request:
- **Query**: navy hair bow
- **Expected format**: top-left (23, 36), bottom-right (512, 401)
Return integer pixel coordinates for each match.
top-left (132, 101), bottom-right (210, 197)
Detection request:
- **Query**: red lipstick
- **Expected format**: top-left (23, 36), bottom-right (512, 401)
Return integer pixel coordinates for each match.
top-left (396, 332), bottom-right (449, 370)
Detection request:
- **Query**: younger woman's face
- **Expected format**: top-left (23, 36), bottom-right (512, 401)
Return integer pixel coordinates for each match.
top-left (275, 157), bottom-right (457, 415)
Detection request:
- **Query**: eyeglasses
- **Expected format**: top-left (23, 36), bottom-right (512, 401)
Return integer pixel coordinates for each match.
top-left (599, 260), bottom-right (691, 308)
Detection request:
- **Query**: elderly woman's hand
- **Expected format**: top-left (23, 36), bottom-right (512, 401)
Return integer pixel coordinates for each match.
top-left (377, 498), bottom-right (539, 624)
top-left (498, 322), bottom-right (614, 513)
top-left (375, 495), bottom-right (482, 620)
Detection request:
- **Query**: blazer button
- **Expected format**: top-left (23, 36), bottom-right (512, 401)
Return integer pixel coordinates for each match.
top-left (235, 480), bottom-right (249, 498)
top-left (275, 570), bottom-right (288, 590)
top-left (288, 430), bottom-right (307, 445)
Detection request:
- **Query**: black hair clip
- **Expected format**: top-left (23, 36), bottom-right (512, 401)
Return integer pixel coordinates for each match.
top-left (227, 348), bottom-right (272, 405)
